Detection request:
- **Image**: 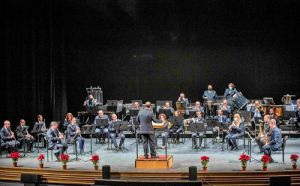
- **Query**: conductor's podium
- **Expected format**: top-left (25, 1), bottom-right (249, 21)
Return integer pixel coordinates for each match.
top-left (135, 155), bottom-right (173, 169)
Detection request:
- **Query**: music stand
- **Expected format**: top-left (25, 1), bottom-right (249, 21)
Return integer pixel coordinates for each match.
top-left (263, 97), bottom-right (275, 105)
top-left (176, 102), bottom-right (186, 111)
top-left (283, 111), bottom-right (296, 120)
top-left (32, 123), bottom-right (46, 153)
top-left (216, 122), bottom-right (229, 151)
top-left (189, 110), bottom-right (197, 118)
top-left (107, 121), bottom-right (122, 150)
top-left (190, 122), bottom-right (206, 149)
top-left (159, 108), bottom-right (173, 118)
top-left (156, 100), bottom-right (173, 112)
top-left (131, 100), bottom-right (143, 106)
top-left (107, 100), bottom-right (119, 113)
top-left (129, 109), bottom-right (139, 118)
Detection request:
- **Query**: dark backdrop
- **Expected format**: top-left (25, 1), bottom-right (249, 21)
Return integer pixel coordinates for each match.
top-left (3, 0), bottom-right (300, 127)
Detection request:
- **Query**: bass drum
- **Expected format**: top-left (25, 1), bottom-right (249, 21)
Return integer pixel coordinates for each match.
top-left (232, 92), bottom-right (249, 111)
top-left (274, 105), bottom-right (285, 117)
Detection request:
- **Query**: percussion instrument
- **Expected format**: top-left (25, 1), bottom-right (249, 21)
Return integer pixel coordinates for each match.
top-left (281, 94), bottom-right (296, 105)
top-left (273, 105), bottom-right (285, 117)
top-left (232, 92), bottom-right (249, 110)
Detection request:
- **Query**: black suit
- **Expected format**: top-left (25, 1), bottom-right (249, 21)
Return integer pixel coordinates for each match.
top-left (15, 125), bottom-right (34, 151)
top-left (46, 128), bottom-right (68, 156)
top-left (0, 127), bottom-right (20, 150)
top-left (137, 108), bottom-right (159, 157)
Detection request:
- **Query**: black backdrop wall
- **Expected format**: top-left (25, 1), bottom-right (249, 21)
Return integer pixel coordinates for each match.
top-left (3, 0), bottom-right (300, 127)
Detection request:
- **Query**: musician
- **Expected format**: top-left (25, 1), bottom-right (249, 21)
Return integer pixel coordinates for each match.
top-left (169, 111), bottom-right (184, 143)
top-left (202, 84), bottom-right (217, 100)
top-left (108, 114), bottom-right (125, 150)
top-left (224, 83), bottom-right (238, 101)
top-left (157, 114), bottom-right (172, 148)
top-left (66, 117), bottom-right (85, 154)
top-left (225, 113), bottom-right (244, 151)
top-left (46, 121), bottom-right (68, 161)
top-left (214, 110), bottom-right (230, 123)
top-left (255, 115), bottom-right (271, 153)
top-left (295, 99), bottom-right (300, 133)
top-left (251, 101), bottom-right (264, 118)
top-left (220, 99), bottom-right (232, 117)
top-left (16, 119), bottom-right (34, 152)
top-left (269, 108), bottom-right (280, 128)
top-left (131, 101), bottom-right (141, 110)
top-left (163, 101), bottom-right (175, 113)
top-left (191, 111), bottom-right (206, 149)
top-left (63, 113), bottom-right (74, 129)
top-left (177, 93), bottom-right (189, 107)
top-left (93, 110), bottom-right (110, 142)
top-left (137, 101), bottom-right (160, 159)
top-left (262, 119), bottom-right (282, 162)
top-left (83, 94), bottom-right (98, 123)
top-left (0, 120), bottom-right (20, 151)
top-left (31, 114), bottom-right (47, 147)
top-left (192, 101), bottom-right (204, 113)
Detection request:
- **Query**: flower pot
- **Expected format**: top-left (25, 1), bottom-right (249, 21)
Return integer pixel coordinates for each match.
top-left (13, 162), bottom-right (17, 167)
top-left (292, 165), bottom-right (297, 170)
top-left (39, 164), bottom-right (44, 168)
top-left (94, 165), bottom-right (98, 170)
top-left (242, 167), bottom-right (247, 171)
top-left (62, 164), bottom-right (67, 170)
top-left (202, 167), bottom-right (208, 171)
top-left (262, 166), bottom-right (267, 171)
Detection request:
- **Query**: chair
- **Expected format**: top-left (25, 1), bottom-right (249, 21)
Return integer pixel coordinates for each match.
top-left (64, 131), bottom-right (78, 160)
top-left (272, 135), bottom-right (288, 163)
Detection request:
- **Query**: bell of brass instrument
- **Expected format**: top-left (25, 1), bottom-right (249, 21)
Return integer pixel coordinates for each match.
top-left (257, 122), bottom-right (269, 145)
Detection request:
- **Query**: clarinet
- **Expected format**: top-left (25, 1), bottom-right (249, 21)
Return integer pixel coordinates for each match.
top-left (70, 125), bottom-right (81, 143)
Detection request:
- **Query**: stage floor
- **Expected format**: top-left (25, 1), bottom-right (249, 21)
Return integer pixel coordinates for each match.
top-left (0, 137), bottom-right (299, 172)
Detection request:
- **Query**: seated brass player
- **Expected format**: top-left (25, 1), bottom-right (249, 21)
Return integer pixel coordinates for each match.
top-left (108, 114), bottom-right (125, 150)
top-left (191, 111), bottom-right (206, 149)
top-left (225, 113), bottom-right (244, 151)
top-left (16, 119), bottom-right (34, 152)
top-left (255, 115), bottom-right (271, 153)
top-left (46, 121), bottom-right (68, 161)
top-left (0, 120), bottom-right (20, 152)
top-left (169, 111), bottom-right (184, 143)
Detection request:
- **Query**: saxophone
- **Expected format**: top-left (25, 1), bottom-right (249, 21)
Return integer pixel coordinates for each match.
top-left (258, 122), bottom-right (268, 144)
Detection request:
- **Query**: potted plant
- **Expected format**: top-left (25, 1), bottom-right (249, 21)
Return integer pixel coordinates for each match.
top-left (200, 156), bottom-right (209, 171)
top-left (10, 151), bottom-right (21, 167)
top-left (261, 155), bottom-right (271, 171)
top-left (37, 154), bottom-right (45, 168)
top-left (239, 153), bottom-right (250, 171)
top-left (290, 154), bottom-right (299, 170)
top-left (60, 154), bottom-right (69, 170)
top-left (90, 154), bottom-right (100, 170)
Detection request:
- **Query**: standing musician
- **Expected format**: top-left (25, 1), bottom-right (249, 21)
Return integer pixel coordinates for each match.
top-left (262, 119), bottom-right (282, 163)
top-left (191, 111), bottom-right (206, 149)
top-left (46, 121), bottom-right (68, 161)
top-left (137, 101), bottom-right (160, 159)
top-left (83, 94), bottom-right (98, 123)
top-left (224, 83), bottom-right (238, 101)
top-left (169, 111), bottom-right (184, 143)
top-left (66, 117), bottom-right (85, 154)
top-left (255, 115), bottom-right (271, 153)
top-left (63, 113), bottom-right (74, 129)
top-left (16, 119), bottom-right (34, 152)
top-left (108, 114), bottom-right (125, 150)
top-left (93, 110), bottom-right (110, 142)
top-left (225, 113), bottom-right (244, 151)
top-left (0, 120), bottom-right (20, 152)
top-left (177, 93), bottom-right (189, 107)
top-left (295, 99), bottom-right (300, 133)
top-left (202, 84), bottom-right (217, 100)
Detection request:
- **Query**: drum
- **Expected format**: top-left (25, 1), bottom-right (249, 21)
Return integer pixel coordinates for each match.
top-left (232, 92), bottom-right (249, 110)
top-left (273, 105), bottom-right (285, 117)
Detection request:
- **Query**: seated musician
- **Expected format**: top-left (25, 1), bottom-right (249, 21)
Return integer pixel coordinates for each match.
top-left (252, 101), bottom-right (264, 118)
top-left (225, 113), bottom-right (244, 151)
top-left (169, 111), bottom-right (184, 143)
top-left (63, 113), bottom-right (74, 129)
top-left (156, 114), bottom-right (172, 148)
top-left (191, 111), bottom-right (206, 149)
top-left (46, 121), bottom-right (68, 161)
top-left (131, 101), bottom-right (141, 110)
top-left (93, 110), bottom-right (110, 142)
top-left (0, 120), bottom-right (20, 152)
top-left (31, 114), bottom-right (47, 147)
top-left (163, 101), bottom-right (175, 113)
top-left (224, 83), bottom-right (238, 101)
top-left (255, 115), bottom-right (271, 153)
top-left (202, 84), bottom-right (217, 100)
top-left (220, 99), bottom-right (232, 117)
top-left (129, 101), bottom-right (141, 132)
top-left (66, 117), bottom-right (85, 154)
top-left (214, 110), bottom-right (230, 123)
top-left (16, 119), bottom-right (34, 152)
top-left (108, 114), bottom-right (125, 150)
top-left (177, 92), bottom-right (189, 107)
top-left (192, 101), bottom-right (204, 113)
top-left (295, 99), bottom-right (300, 133)
top-left (262, 119), bottom-right (282, 163)
top-left (184, 110), bottom-right (205, 129)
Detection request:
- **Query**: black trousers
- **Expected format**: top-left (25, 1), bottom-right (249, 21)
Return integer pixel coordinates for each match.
top-left (141, 134), bottom-right (156, 157)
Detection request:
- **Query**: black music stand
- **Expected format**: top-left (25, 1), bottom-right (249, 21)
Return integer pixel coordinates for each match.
top-left (159, 108), bottom-right (173, 119)
top-left (189, 110), bottom-right (197, 118)
top-left (156, 100), bottom-right (172, 112)
top-left (205, 118), bottom-right (218, 146)
top-left (283, 111), bottom-right (296, 137)
top-left (129, 109), bottom-right (139, 118)
top-left (131, 100), bottom-right (143, 106)
top-left (31, 123), bottom-right (46, 153)
top-left (215, 122), bottom-right (229, 151)
top-left (107, 121), bottom-right (121, 150)
top-left (106, 100), bottom-right (119, 113)
top-left (90, 119), bottom-right (109, 153)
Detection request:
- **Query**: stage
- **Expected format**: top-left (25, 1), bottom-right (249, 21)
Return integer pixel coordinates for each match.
top-left (1, 137), bottom-right (299, 172)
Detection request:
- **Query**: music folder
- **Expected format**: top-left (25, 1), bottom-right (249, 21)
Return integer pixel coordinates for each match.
top-left (95, 118), bottom-right (109, 128)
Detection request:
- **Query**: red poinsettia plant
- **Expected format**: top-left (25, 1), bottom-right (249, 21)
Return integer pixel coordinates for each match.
top-left (90, 154), bottom-right (100, 166)
top-left (290, 154), bottom-right (299, 167)
top-left (261, 155), bottom-right (271, 168)
top-left (60, 154), bottom-right (69, 165)
top-left (10, 151), bottom-right (21, 163)
top-left (239, 154), bottom-right (250, 168)
top-left (37, 154), bottom-right (45, 164)
top-left (200, 156), bottom-right (210, 168)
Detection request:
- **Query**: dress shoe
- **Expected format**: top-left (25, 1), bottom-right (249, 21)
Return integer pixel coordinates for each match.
top-left (151, 155), bottom-right (160, 159)
top-left (144, 155), bottom-right (149, 159)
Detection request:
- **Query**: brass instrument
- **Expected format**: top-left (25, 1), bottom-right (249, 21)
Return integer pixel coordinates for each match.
top-left (257, 122), bottom-right (269, 145)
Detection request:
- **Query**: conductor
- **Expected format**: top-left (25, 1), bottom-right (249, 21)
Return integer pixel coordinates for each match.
top-left (137, 101), bottom-right (160, 159)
